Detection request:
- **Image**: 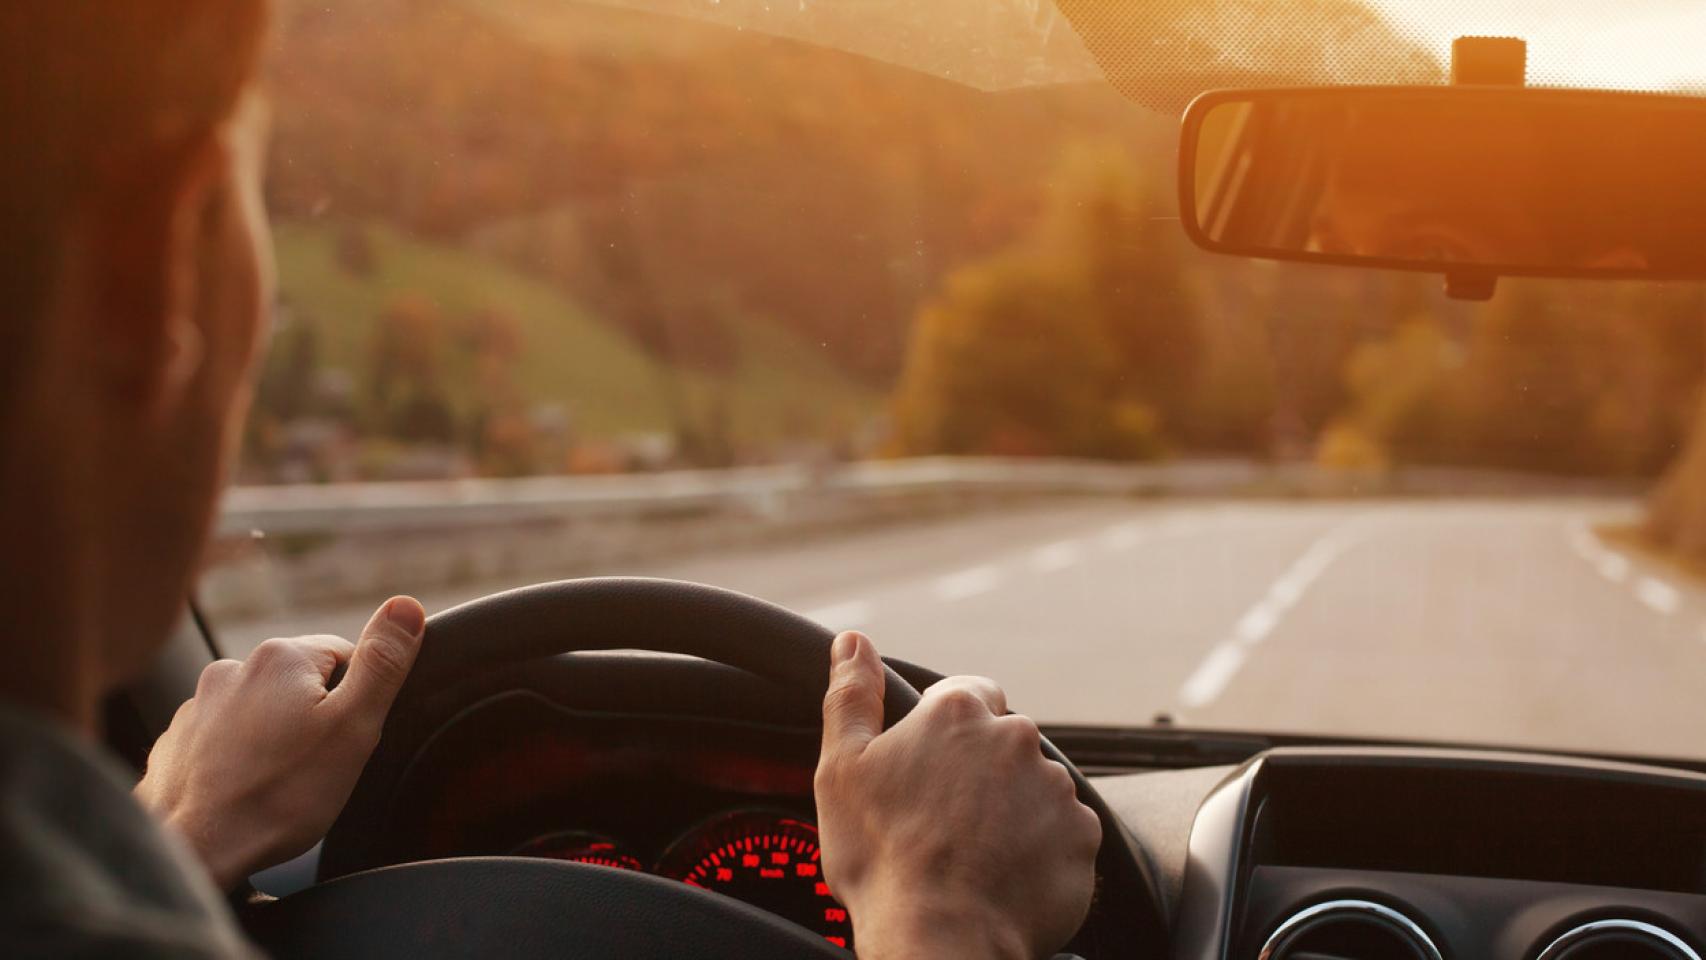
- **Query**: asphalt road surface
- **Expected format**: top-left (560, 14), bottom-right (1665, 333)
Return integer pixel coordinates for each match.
top-left (218, 496), bottom-right (1706, 761)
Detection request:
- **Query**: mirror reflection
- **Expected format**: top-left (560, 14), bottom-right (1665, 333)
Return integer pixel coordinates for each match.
top-left (1188, 89), bottom-right (1706, 276)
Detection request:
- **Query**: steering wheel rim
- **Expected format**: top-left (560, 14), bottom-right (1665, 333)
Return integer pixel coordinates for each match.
top-left (257, 578), bottom-right (1164, 959)
top-left (404, 576), bottom-right (924, 724)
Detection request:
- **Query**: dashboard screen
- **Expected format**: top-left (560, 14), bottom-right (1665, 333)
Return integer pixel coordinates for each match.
top-left (1254, 764), bottom-right (1706, 892)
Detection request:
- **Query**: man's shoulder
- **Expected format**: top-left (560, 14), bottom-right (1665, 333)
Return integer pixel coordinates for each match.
top-left (0, 705), bottom-right (260, 959)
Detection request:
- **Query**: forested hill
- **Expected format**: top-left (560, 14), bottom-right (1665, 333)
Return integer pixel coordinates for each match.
top-left (264, 0), bottom-right (1176, 383)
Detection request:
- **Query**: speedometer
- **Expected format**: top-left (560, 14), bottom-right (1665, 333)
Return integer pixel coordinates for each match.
top-left (510, 830), bottom-right (644, 871)
top-left (656, 810), bottom-right (852, 949)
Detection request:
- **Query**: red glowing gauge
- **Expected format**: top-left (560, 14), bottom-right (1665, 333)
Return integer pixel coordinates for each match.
top-left (509, 831), bottom-right (644, 872)
top-left (656, 811), bottom-right (852, 950)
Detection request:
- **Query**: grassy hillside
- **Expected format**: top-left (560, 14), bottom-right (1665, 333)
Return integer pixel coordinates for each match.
top-left (271, 219), bottom-right (877, 444)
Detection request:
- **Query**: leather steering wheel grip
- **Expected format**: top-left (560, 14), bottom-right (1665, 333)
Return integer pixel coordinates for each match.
top-left (401, 577), bottom-right (922, 726)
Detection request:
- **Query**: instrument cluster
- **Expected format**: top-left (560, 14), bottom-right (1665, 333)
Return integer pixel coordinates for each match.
top-left (387, 694), bottom-right (851, 946)
top-left (512, 810), bottom-right (851, 948)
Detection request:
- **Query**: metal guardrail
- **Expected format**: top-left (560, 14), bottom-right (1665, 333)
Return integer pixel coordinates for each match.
top-left (214, 458), bottom-right (1261, 536)
top-left (216, 457), bottom-right (1642, 537)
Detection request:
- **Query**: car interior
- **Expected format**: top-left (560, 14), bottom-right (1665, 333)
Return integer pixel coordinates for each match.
top-left (112, 581), bottom-right (1706, 960)
top-left (98, 3), bottom-right (1706, 960)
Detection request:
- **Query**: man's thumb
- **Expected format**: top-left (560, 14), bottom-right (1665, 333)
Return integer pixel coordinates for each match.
top-left (820, 631), bottom-right (885, 761)
top-left (332, 596), bottom-right (426, 720)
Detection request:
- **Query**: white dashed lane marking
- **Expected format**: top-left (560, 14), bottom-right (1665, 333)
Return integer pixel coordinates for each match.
top-left (1233, 603), bottom-right (1281, 644)
top-left (1636, 577), bottom-right (1680, 615)
top-left (1176, 643), bottom-right (1247, 712)
top-left (933, 565), bottom-right (1003, 602)
top-left (1029, 540), bottom-right (1082, 573)
top-left (1566, 521), bottom-right (1691, 620)
top-left (1178, 522), bottom-right (1364, 710)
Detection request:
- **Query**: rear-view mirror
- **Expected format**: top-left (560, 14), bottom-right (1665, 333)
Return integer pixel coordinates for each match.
top-left (1178, 86), bottom-right (1706, 295)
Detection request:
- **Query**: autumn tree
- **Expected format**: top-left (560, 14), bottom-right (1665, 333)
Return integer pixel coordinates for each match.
top-left (1316, 318), bottom-right (1458, 470)
top-left (891, 254), bottom-right (1162, 459)
top-left (254, 315), bottom-right (321, 425)
top-left (890, 145), bottom-right (1200, 460)
top-left (243, 314), bottom-right (323, 471)
top-left (459, 307), bottom-right (550, 476)
top-left (1650, 406), bottom-right (1706, 558)
top-left (367, 294), bottom-right (455, 443)
top-left (1040, 144), bottom-right (1202, 431)
top-left (1640, 289), bottom-right (1706, 558)
top-left (1315, 279), bottom-right (1703, 478)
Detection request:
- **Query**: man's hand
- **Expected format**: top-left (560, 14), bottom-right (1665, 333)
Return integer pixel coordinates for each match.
top-left (813, 631), bottom-right (1100, 960)
top-left (135, 596), bottom-right (427, 889)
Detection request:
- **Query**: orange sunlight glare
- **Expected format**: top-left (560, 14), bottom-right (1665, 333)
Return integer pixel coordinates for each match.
top-left (1372, 0), bottom-right (1706, 92)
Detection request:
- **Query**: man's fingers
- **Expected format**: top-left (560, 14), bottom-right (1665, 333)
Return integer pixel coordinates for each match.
top-left (921, 674), bottom-right (1007, 718)
top-left (303, 635), bottom-right (357, 683)
top-left (259, 634), bottom-right (356, 684)
top-left (820, 631), bottom-right (885, 765)
top-left (326, 596), bottom-right (426, 724)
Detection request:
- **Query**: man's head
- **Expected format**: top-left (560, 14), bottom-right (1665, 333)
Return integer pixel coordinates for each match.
top-left (0, 2), bottom-right (272, 726)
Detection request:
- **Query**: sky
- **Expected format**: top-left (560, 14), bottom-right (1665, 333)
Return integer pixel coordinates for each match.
top-left (1372, 0), bottom-right (1706, 92)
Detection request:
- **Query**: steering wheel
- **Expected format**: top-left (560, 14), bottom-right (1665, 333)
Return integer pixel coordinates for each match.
top-left (244, 578), bottom-right (1165, 959)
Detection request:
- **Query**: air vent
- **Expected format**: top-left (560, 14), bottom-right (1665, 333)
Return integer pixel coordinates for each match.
top-left (1535, 919), bottom-right (1701, 960)
top-left (1258, 899), bottom-right (1442, 960)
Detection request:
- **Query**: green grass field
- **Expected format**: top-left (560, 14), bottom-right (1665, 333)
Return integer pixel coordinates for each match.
top-left (270, 219), bottom-right (877, 444)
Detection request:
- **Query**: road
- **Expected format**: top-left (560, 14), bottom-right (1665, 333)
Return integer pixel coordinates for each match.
top-left (215, 496), bottom-right (1706, 761)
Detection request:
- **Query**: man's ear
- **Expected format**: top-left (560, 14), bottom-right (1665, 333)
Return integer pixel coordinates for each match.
top-left (84, 130), bottom-right (229, 418)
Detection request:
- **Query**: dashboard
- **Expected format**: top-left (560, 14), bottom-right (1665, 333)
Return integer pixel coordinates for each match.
top-left (1097, 746), bottom-right (1706, 959)
top-left (323, 657), bottom-right (1706, 960)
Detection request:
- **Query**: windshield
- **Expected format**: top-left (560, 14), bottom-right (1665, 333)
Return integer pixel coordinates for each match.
top-left (207, 0), bottom-right (1706, 760)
